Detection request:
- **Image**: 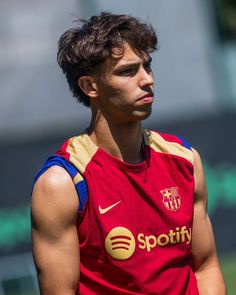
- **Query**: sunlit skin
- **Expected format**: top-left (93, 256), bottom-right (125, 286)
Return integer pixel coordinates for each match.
top-left (31, 42), bottom-right (226, 294)
top-left (78, 43), bottom-right (155, 164)
top-left (91, 43), bottom-right (154, 125)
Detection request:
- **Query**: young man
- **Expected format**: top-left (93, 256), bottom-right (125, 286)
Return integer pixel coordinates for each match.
top-left (31, 12), bottom-right (226, 294)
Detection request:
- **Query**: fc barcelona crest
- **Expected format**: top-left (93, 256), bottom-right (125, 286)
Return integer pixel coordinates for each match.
top-left (160, 187), bottom-right (181, 211)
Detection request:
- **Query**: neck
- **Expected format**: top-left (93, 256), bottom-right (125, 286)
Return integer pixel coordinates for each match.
top-left (88, 113), bottom-right (144, 164)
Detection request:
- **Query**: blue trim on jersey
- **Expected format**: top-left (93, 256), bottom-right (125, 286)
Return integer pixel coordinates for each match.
top-left (176, 135), bottom-right (192, 150)
top-left (76, 180), bottom-right (88, 211)
top-left (33, 155), bottom-right (88, 212)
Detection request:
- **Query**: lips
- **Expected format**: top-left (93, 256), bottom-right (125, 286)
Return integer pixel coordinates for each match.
top-left (138, 93), bottom-right (154, 104)
top-left (142, 96), bottom-right (153, 103)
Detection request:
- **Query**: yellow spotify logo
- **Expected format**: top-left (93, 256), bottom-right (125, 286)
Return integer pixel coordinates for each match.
top-left (105, 227), bottom-right (136, 260)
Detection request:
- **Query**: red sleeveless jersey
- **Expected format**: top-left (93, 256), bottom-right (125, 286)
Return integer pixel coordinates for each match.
top-left (37, 129), bottom-right (199, 294)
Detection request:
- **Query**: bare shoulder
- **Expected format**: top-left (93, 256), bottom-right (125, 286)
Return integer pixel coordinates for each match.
top-left (33, 165), bottom-right (75, 192)
top-left (31, 166), bottom-right (79, 234)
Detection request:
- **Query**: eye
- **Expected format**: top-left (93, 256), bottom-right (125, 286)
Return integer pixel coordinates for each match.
top-left (144, 61), bottom-right (152, 73)
top-left (118, 68), bottom-right (136, 76)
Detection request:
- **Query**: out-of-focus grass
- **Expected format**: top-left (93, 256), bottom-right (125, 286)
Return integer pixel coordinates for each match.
top-left (220, 253), bottom-right (236, 294)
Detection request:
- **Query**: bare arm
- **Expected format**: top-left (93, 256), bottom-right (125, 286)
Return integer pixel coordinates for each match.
top-left (192, 148), bottom-right (226, 294)
top-left (31, 166), bottom-right (80, 295)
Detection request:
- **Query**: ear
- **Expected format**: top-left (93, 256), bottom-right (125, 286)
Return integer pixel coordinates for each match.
top-left (78, 76), bottom-right (98, 99)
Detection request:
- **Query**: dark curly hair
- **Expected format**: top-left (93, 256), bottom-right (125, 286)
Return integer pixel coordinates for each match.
top-left (57, 12), bottom-right (158, 107)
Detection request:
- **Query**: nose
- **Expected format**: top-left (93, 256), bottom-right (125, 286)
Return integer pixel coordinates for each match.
top-left (139, 67), bottom-right (154, 88)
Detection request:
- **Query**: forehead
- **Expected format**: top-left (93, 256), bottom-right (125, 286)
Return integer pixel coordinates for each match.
top-left (99, 43), bottom-right (150, 76)
top-left (114, 43), bottom-right (149, 64)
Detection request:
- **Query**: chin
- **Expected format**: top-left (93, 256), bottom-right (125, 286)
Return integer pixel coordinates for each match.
top-left (135, 109), bottom-right (152, 121)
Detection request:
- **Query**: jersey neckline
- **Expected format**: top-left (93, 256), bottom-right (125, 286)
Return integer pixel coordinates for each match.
top-left (83, 129), bottom-right (149, 171)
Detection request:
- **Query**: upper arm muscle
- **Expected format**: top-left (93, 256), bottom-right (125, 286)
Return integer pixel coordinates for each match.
top-left (192, 148), bottom-right (226, 294)
top-left (31, 166), bottom-right (80, 295)
top-left (192, 148), bottom-right (217, 270)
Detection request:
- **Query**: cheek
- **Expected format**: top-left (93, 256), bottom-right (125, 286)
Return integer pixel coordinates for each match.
top-left (104, 85), bottom-right (129, 101)
top-left (99, 77), bottom-right (137, 106)
top-left (110, 81), bottom-right (135, 100)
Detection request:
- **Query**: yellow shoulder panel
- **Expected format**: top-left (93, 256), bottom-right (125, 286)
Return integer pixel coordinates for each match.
top-left (144, 130), bottom-right (194, 164)
top-left (66, 133), bottom-right (98, 175)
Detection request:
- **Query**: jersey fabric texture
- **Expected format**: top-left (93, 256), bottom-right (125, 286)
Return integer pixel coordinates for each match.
top-left (34, 129), bottom-right (199, 295)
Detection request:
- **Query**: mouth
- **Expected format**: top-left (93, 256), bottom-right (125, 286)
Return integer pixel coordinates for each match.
top-left (137, 93), bottom-right (154, 104)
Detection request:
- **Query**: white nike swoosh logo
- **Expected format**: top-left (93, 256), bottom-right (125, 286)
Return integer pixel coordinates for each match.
top-left (99, 201), bottom-right (121, 214)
